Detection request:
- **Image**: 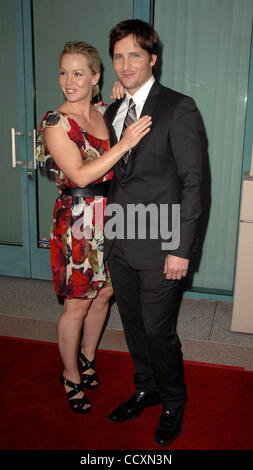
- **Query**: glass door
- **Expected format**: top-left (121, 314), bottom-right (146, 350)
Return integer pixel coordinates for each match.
top-left (0, 0), bottom-right (50, 279)
top-left (154, 0), bottom-right (253, 294)
top-left (31, 0), bottom-right (134, 279)
top-left (0, 0), bottom-right (31, 277)
top-left (0, 0), bottom-right (134, 281)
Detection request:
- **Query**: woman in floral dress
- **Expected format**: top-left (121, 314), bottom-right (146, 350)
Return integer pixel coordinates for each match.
top-left (37, 41), bottom-right (151, 413)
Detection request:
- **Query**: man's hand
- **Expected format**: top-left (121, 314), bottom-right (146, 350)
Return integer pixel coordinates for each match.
top-left (163, 254), bottom-right (189, 280)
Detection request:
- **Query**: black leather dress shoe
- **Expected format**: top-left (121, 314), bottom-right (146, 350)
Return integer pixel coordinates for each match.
top-left (108, 391), bottom-right (161, 423)
top-left (154, 405), bottom-right (184, 446)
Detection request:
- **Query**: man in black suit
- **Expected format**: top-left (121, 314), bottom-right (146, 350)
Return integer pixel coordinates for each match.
top-left (104, 19), bottom-right (205, 446)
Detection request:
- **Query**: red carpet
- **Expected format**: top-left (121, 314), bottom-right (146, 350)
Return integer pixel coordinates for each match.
top-left (0, 335), bottom-right (253, 450)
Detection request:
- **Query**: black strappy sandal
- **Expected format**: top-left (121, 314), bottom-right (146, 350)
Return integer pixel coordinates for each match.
top-left (79, 352), bottom-right (99, 389)
top-left (60, 372), bottom-right (91, 413)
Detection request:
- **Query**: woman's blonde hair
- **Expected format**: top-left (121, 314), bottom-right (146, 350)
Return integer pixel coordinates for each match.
top-left (60, 41), bottom-right (101, 98)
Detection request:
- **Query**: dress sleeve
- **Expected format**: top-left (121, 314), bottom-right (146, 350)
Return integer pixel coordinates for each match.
top-left (36, 111), bottom-right (70, 178)
top-left (93, 100), bottom-right (108, 116)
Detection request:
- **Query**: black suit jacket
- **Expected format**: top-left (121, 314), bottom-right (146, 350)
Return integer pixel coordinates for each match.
top-left (104, 81), bottom-right (205, 269)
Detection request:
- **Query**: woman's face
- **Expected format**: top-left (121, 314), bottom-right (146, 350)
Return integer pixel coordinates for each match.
top-left (59, 53), bottom-right (99, 103)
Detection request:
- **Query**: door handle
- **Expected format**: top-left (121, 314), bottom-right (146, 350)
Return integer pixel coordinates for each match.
top-left (28, 129), bottom-right (37, 169)
top-left (10, 128), bottom-right (25, 168)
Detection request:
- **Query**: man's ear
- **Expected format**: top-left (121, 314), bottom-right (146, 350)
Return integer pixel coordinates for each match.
top-left (150, 54), bottom-right (157, 68)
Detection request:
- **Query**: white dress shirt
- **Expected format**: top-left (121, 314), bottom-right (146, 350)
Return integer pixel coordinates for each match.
top-left (112, 75), bottom-right (155, 141)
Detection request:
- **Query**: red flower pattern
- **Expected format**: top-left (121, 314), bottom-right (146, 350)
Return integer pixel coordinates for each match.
top-left (39, 102), bottom-right (112, 299)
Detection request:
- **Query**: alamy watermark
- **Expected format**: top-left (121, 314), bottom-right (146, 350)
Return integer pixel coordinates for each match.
top-left (73, 199), bottom-right (180, 250)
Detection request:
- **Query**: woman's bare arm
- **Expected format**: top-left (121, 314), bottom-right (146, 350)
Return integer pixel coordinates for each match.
top-left (44, 115), bottom-right (151, 187)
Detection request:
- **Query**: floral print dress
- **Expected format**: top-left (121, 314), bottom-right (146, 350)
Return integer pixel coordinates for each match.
top-left (36, 102), bottom-right (113, 299)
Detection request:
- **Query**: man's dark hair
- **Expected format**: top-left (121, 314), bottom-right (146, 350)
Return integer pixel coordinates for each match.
top-left (109, 19), bottom-right (159, 59)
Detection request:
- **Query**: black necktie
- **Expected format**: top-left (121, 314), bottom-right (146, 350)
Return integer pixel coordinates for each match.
top-left (121, 98), bottom-right (137, 164)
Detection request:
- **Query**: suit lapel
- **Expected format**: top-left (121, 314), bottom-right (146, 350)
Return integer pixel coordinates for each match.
top-left (122, 82), bottom-right (161, 178)
top-left (128, 81), bottom-right (161, 163)
top-left (106, 82), bottom-right (162, 182)
top-left (140, 81), bottom-right (161, 118)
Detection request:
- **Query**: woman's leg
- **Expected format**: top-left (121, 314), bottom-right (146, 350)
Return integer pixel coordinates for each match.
top-left (58, 297), bottom-right (92, 380)
top-left (58, 297), bottom-right (93, 409)
top-left (81, 286), bottom-right (113, 378)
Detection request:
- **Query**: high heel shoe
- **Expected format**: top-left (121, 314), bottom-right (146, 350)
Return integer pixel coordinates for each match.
top-left (60, 372), bottom-right (91, 413)
top-left (79, 352), bottom-right (99, 389)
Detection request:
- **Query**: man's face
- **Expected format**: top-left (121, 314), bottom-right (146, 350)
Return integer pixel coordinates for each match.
top-left (113, 34), bottom-right (157, 95)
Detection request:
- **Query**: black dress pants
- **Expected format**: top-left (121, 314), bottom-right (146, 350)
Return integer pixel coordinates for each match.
top-left (108, 240), bottom-right (187, 409)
